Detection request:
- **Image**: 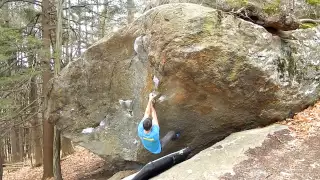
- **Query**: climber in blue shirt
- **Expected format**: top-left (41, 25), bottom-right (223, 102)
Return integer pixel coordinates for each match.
top-left (138, 92), bottom-right (180, 154)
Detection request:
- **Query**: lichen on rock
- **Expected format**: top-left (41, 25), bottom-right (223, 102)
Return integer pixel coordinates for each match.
top-left (306, 0), bottom-right (320, 6)
top-left (263, 0), bottom-right (281, 15)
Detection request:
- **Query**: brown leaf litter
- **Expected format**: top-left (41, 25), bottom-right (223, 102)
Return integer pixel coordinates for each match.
top-left (3, 146), bottom-right (105, 180)
top-left (279, 101), bottom-right (320, 138)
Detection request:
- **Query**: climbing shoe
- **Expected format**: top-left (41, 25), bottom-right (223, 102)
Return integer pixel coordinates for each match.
top-left (172, 131), bottom-right (181, 140)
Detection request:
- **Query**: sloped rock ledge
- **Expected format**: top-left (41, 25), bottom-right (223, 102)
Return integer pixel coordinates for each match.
top-left (152, 123), bottom-right (320, 179)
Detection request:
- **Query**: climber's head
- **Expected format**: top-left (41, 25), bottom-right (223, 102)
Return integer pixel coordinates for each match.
top-left (143, 117), bottom-right (152, 131)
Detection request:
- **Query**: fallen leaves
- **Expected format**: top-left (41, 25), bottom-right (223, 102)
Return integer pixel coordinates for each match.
top-left (3, 146), bottom-right (105, 180)
top-left (279, 101), bottom-right (320, 138)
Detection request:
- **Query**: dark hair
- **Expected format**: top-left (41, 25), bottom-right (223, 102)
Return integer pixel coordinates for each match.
top-left (143, 118), bottom-right (152, 131)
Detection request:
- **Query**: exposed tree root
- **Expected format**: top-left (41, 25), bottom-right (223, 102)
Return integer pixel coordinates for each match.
top-left (299, 19), bottom-right (320, 24)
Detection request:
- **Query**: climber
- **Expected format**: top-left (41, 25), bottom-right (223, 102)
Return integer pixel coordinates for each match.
top-left (137, 92), bottom-right (180, 154)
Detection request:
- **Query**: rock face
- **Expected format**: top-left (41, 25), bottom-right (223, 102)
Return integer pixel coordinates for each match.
top-left (51, 3), bottom-right (320, 167)
top-left (152, 124), bottom-right (290, 180)
top-left (145, 0), bottom-right (320, 30)
top-left (153, 104), bottom-right (320, 180)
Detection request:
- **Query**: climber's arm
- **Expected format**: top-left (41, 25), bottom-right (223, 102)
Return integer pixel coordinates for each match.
top-left (143, 99), bottom-right (153, 119)
top-left (143, 93), bottom-right (156, 119)
top-left (151, 105), bottom-right (159, 126)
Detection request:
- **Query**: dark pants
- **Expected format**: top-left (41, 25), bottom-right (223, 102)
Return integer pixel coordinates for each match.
top-left (160, 131), bottom-right (176, 150)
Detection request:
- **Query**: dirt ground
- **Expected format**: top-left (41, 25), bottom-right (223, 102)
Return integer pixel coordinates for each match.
top-left (3, 146), bottom-right (111, 180)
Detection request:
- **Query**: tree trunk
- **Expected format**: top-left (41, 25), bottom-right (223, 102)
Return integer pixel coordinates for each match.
top-left (30, 76), bottom-right (42, 167)
top-left (24, 128), bottom-right (32, 166)
top-left (61, 137), bottom-right (74, 157)
top-left (19, 127), bottom-right (24, 161)
top-left (67, 0), bottom-right (73, 61)
top-left (127, 0), bottom-right (135, 24)
top-left (65, 0), bottom-right (71, 63)
top-left (42, 120), bottom-right (54, 179)
top-left (41, 0), bottom-right (54, 177)
top-left (10, 127), bottom-right (20, 162)
top-left (53, 1), bottom-right (63, 179)
top-left (53, 127), bottom-right (62, 180)
top-left (42, 122), bottom-right (54, 179)
top-left (31, 118), bottom-right (43, 167)
top-left (5, 137), bottom-right (10, 162)
top-left (3, 137), bottom-right (7, 163)
top-left (99, 4), bottom-right (108, 38)
top-left (0, 140), bottom-right (3, 180)
top-left (65, 39), bottom-right (69, 65)
top-left (85, 11), bottom-right (88, 48)
top-left (77, 0), bottom-right (81, 58)
top-left (27, 1), bottom-right (43, 166)
top-left (55, 0), bottom-right (63, 75)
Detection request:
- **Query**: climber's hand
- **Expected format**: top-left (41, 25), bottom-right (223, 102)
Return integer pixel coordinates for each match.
top-left (149, 92), bottom-right (157, 101)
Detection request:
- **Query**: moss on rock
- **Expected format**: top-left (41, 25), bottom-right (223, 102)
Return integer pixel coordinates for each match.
top-left (263, 0), bottom-right (281, 15)
top-left (226, 0), bottom-right (248, 7)
top-left (228, 57), bottom-right (246, 82)
top-left (300, 23), bottom-right (318, 29)
top-left (306, 0), bottom-right (320, 6)
top-left (203, 16), bottom-right (215, 34)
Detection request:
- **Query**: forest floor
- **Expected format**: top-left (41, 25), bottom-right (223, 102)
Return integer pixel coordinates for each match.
top-left (3, 146), bottom-right (111, 180)
top-left (3, 100), bottom-right (320, 180)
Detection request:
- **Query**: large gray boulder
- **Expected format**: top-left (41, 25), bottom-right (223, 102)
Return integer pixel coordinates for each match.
top-left (51, 3), bottom-right (320, 167)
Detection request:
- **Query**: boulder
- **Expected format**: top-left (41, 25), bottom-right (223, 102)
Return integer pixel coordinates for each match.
top-left (108, 170), bottom-right (137, 180)
top-left (152, 124), bottom-right (290, 180)
top-left (145, 0), bottom-right (320, 30)
top-left (51, 3), bottom-right (320, 168)
top-left (153, 119), bottom-right (320, 180)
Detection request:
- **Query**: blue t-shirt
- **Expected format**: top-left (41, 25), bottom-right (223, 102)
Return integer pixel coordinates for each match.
top-left (138, 121), bottom-right (161, 154)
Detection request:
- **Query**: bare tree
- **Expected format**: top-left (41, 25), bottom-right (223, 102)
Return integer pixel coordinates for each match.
top-left (53, 128), bottom-right (62, 180)
top-left (99, 1), bottom-right (109, 38)
top-left (10, 127), bottom-right (20, 162)
top-left (53, 0), bottom-right (63, 178)
top-left (0, 139), bottom-right (3, 180)
top-left (127, 0), bottom-right (135, 24)
top-left (61, 137), bottom-right (74, 157)
top-left (30, 75), bottom-right (43, 167)
top-left (41, 0), bottom-right (54, 177)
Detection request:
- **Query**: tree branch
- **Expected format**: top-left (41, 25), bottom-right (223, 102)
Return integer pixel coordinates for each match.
top-left (12, 108), bottom-right (41, 128)
top-left (0, 55), bottom-right (32, 74)
top-left (28, 14), bottom-right (41, 35)
top-left (0, 108), bottom-right (41, 138)
top-left (63, 3), bottom-right (110, 10)
top-left (1, 78), bottom-right (30, 98)
top-left (0, 97), bottom-right (40, 123)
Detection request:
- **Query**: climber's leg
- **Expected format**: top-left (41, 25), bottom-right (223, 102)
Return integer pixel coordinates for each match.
top-left (160, 131), bottom-right (180, 150)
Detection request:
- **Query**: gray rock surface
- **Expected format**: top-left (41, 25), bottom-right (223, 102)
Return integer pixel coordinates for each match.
top-left (51, 3), bottom-right (320, 167)
top-left (152, 124), bottom-right (289, 180)
top-left (153, 121), bottom-right (320, 180)
top-left (108, 170), bottom-right (137, 180)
